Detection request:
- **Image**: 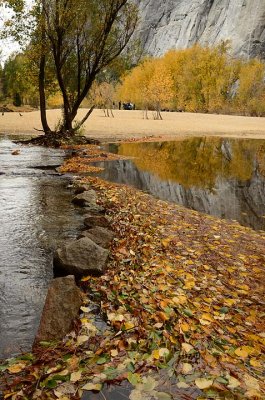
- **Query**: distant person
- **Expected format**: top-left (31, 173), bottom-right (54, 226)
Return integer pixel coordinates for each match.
top-left (118, 101), bottom-right (121, 110)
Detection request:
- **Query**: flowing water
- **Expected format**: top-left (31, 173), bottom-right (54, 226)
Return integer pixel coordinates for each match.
top-left (0, 136), bottom-right (83, 359)
top-left (99, 137), bottom-right (265, 232)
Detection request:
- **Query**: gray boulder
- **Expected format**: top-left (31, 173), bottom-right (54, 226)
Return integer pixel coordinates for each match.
top-left (79, 227), bottom-right (114, 248)
top-left (84, 214), bottom-right (110, 229)
top-left (34, 276), bottom-right (82, 343)
top-left (72, 190), bottom-right (97, 206)
top-left (74, 183), bottom-right (91, 195)
top-left (54, 237), bottom-right (109, 277)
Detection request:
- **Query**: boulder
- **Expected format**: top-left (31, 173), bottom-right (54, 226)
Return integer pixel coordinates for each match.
top-left (84, 214), bottom-right (110, 229)
top-left (34, 276), bottom-right (82, 343)
top-left (84, 204), bottom-right (106, 214)
top-left (74, 183), bottom-right (91, 195)
top-left (72, 190), bottom-right (97, 206)
top-left (79, 227), bottom-right (114, 248)
top-left (54, 237), bottom-right (109, 277)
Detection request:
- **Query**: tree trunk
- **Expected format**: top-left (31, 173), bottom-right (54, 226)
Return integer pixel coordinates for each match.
top-left (39, 54), bottom-right (51, 134)
top-left (39, 0), bottom-right (51, 135)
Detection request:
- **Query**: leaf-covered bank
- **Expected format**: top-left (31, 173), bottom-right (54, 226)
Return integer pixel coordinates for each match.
top-left (1, 176), bottom-right (265, 399)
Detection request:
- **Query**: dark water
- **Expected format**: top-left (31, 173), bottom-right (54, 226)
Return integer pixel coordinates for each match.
top-left (0, 136), bottom-right (83, 358)
top-left (99, 137), bottom-right (265, 231)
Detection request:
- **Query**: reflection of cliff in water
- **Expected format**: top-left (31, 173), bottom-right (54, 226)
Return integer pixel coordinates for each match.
top-left (99, 139), bottom-right (265, 231)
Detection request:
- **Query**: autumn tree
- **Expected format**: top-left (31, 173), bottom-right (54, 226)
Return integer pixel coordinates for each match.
top-left (235, 59), bottom-right (265, 116)
top-left (117, 58), bottom-right (174, 119)
top-left (118, 44), bottom-right (265, 116)
top-left (3, 0), bottom-right (138, 138)
top-left (89, 81), bottom-right (116, 117)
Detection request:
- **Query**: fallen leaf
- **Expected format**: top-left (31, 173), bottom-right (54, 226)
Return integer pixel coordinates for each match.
top-left (81, 383), bottom-right (102, 391)
top-left (181, 343), bottom-right (194, 353)
top-left (195, 378), bottom-right (213, 389)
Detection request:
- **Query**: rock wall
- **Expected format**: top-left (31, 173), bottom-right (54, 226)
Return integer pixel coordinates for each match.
top-left (135, 0), bottom-right (265, 59)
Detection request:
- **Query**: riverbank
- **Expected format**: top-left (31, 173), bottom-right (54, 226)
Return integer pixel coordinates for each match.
top-left (1, 166), bottom-right (265, 399)
top-left (1, 135), bottom-right (265, 400)
top-left (1, 108), bottom-right (265, 141)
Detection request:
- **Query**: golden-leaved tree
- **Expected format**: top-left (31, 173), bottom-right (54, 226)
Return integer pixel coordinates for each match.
top-left (117, 58), bottom-right (174, 119)
top-left (236, 59), bottom-right (265, 116)
top-left (117, 44), bottom-right (265, 116)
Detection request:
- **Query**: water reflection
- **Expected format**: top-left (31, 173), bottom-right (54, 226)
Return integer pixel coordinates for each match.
top-left (100, 138), bottom-right (265, 231)
top-left (0, 137), bottom-right (83, 358)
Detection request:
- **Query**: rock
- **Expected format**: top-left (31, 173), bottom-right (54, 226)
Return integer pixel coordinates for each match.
top-left (54, 237), bottom-right (109, 277)
top-left (79, 227), bottom-right (115, 248)
top-left (135, 0), bottom-right (265, 59)
top-left (34, 276), bottom-right (82, 343)
top-left (72, 190), bottom-right (97, 206)
top-left (84, 204), bottom-right (106, 214)
top-left (84, 214), bottom-right (110, 229)
top-left (74, 183), bottom-right (91, 195)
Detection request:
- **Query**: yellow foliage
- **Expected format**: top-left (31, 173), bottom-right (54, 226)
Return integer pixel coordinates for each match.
top-left (117, 44), bottom-right (265, 115)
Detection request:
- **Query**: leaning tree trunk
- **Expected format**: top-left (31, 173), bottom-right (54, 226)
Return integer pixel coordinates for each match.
top-left (39, 54), bottom-right (51, 134)
top-left (39, 0), bottom-right (51, 135)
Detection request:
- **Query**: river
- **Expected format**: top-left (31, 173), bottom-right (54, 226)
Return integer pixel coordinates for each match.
top-left (0, 136), bottom-right (83, 358)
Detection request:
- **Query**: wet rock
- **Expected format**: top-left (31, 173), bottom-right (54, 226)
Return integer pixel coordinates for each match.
top-left (34, 276), bottom-right (82, 343)
top-left (84, 204), bottom-right (106, 214)
top-left (79, 227), bottom-right (115, 248)
top-left (54, 237), bottom-right (109, 277)
top-left (84, 214), bottom-right (110, 229)
top-left (74, 183), bottom-right (91, 195)
top-left (72, 190), bottom-right (97, 207)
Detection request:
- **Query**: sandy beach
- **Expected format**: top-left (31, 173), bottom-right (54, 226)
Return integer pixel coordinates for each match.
top-left (1, 108), bottom-right (265, 141)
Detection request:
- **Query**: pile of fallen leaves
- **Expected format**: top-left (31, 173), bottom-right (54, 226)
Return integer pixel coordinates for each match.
top-left (1, 176), bottom-right (264, 400)
top-left (58, 144), bottom-right (129, 173)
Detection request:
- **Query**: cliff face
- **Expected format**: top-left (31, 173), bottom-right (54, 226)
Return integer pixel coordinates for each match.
top-left (135, 0), bottom-right (265, 59)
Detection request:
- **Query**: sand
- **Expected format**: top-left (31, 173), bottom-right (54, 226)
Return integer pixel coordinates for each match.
top-left (1, 108), bottom-right (265, 141)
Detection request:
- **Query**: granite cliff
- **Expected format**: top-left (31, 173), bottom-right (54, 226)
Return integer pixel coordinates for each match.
top-left (135, 0), bottom-right (265, 59)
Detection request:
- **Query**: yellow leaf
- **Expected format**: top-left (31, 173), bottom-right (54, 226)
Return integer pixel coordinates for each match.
top-left (238, 284), bottom-right (249, 291)
top-left (162, 238), bottom-right (171, 248)
top-left (7, 362), bottom-right (27, 374)
top-left (111, 349), bottom-right (118, 357)
top-left (157, 311), bottom-right (170, 322)
top-left (177, 382), bottom-right (190, 389)
top-left (172, 295), bottom-right (187, 305)
top-left (152, 349), bottom-right (160, 360)
top-left (199, 319), bottom-right (211, 326)
top-left (195, 378), bottom-right (213, 389)
top-left (107, 313), bottom-right (125, 322)
top-left (81, 383), bottom-right (102, 391)
top-left (227, 376), bottom-right (241, 389)
top-left (234, 346), bottom-right (254, 358)
top-left (70, 371), bottom-right (82, 383)
top-left (159, 348), bottom-right (170, 357)
top-left (152, 348), bottom-right (169, 359)
top-left (124, 322), bottom-right (135, 330)
top-left (4, 392), bottom-right (18, 399)
top-left (81, 276), bottom-right (90, 282)
top-left (77, 335), bottom-right (89, 346)
top-left (201, 313), bottom-right (214, 322)
top-left (182, 363), bottom-right (192, 374)
top-left (180, 322), bottom-right (190, 332)
top-left (250, 358), bottom-right (261, 368)
top-left (169, 335), bottom-right (177, 344)
top-left (224, 298), bottom-right (237, 306)
top-left (80, 306), bottom-right (90, 313)
top-left (181, 343), bottom-right (194, 353)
